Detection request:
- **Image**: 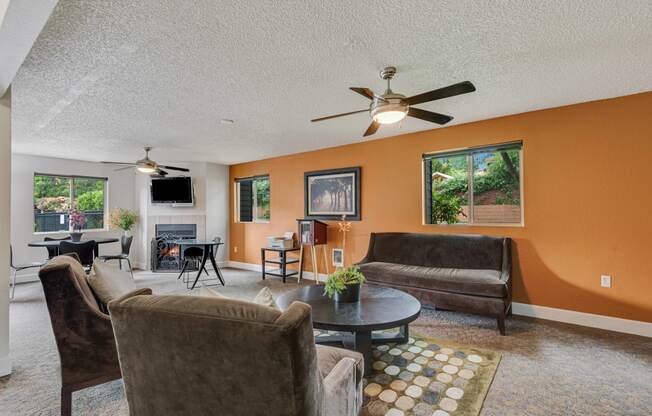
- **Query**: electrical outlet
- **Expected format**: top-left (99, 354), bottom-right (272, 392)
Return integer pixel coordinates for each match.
top-left (233, 246), bottom-right (238, 253)
top-left (600, 275), bottom-right (612, 288)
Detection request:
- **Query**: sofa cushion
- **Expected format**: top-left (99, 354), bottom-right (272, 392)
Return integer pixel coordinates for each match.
top-left (87, 261), bottom-right (137, 304)
top-left (359, 261), bottom-right (506, 298)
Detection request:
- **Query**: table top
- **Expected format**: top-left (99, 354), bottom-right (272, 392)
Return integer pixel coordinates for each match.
top-left (28, 237), bottom-right (119, 247)
top-left (262, 246), bottom-right (300, 252)
top-left (276, 284), bottom-right (421, 332)
top-left (172, 239), bottom-right (223, 246)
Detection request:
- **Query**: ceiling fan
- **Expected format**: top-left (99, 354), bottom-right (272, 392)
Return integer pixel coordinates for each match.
top-left (101, 146), bottom-right (190, 176)
top-left (311, 66), bottom-right (476, 137)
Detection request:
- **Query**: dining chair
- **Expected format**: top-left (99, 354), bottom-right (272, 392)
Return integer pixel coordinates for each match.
top-left (177, 246), bottom-right (208, 289)
top-left (59, 240), bottom-right (96, 272)
top-left (43, 236), bottom-right (72, 259)
top-left (99, 235), bottom-right (134, 278)
top-left (9, 245), bottom-right (46, 300)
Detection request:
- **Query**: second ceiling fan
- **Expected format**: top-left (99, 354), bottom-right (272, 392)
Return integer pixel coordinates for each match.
top-left (101, 146), bottom-right (190, 176)
top-left (311, 66), bottom-right (476, 137)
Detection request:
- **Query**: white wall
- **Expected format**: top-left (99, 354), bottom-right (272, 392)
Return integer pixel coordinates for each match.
top-left (132, 161), bottom-right (229, 268)
top-left (205, 162), bottom-right (229, 261)
top-left (10, 154), bottom-right (136, 282)
top-left (1, 102), bottom-right (11, 376)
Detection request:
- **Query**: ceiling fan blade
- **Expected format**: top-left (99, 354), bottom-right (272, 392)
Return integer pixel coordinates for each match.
top-left (363, 121), bottom-right (380, 137)
top-left (114, 165), bottom-right (136, 172)
top-left (101, 161), bottom-right (137, 166)
top-left (408, 107), bottom-right (453, 125)
top-left (160, 165), bottom-right (190, 172)
top-left (406, 81), bottom-right (476, 106)
top-left (311, 109), bottom-right (368, 122)
top-left (155, 169), bottom-right (168, 176)
top-left (349, 87), bottom-right (376, 100)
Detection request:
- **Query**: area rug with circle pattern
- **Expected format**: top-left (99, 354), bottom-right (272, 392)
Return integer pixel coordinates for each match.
top-left (317, 330), bottom-right (501, 416)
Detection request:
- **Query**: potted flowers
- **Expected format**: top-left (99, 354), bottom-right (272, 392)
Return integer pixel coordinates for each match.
top-left (68, 209), bottom-right (86, 241)
top-left (324, 266), bottom-right (366, 303)
top-left (109, 208), bottom-right (139, 236)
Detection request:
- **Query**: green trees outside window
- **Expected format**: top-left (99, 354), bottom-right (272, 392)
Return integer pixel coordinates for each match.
top-left (425, 144), bottom-right (522, 225)
top-left (33, 174), bottom-right (107, 232)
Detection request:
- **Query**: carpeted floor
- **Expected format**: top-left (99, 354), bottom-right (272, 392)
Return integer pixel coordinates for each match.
top-left (1, 268), bottom-right (651, 415)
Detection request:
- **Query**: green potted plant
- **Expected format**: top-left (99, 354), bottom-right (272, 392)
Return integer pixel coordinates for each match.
top-left (109, 208), bottom-right (139, 235)
top-left (324, 266), bottom-right (366, 303)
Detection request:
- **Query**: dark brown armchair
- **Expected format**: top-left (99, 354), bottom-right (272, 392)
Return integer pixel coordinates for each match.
top-left (38, 254), bottom-right (151, 416)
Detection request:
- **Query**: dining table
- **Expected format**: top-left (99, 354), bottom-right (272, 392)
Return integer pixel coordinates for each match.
top-left (173, 239), bottom-right (225, 290)
top-left (28, 237), bottom-right (120, 257)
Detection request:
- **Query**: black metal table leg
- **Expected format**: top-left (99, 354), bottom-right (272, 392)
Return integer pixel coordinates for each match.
top-left (261, 248), bottom-right (266, 280)
top-left (190, 250), bottom-right (210, 290)
top-left (353, 330), bottom-right (373, 376)
top-left (209, 246), bottom-right (225, 286)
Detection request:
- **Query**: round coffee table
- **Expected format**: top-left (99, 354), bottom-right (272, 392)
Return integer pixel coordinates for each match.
top-left (276, 284), bottom-right (421, 375)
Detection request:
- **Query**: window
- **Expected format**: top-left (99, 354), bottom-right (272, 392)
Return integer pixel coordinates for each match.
top-left (33, 174), bottom-right (107, 233)
top-left (235, 175), bottom-right (270, 222)
top-left (423, 141), bottom-right (522, 225)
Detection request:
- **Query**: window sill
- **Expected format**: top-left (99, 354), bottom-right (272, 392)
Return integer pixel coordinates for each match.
top-left (33, 228), bottom-right (110, 235)
top-left (423, 222), bottom-right (524, 228)
top-left (235, 221), bottom-right (271, 224)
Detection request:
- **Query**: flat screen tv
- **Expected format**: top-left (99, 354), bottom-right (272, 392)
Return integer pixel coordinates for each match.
top-left (151, 177), bottom-right (194, 204)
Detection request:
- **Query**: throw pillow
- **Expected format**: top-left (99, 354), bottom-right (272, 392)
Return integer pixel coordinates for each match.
top-left (87, 261), bottom-right (137, 304)
top-left (197, 286), bottom-right (278, 310)
top-left (252, 287), bottom-right (276, 309)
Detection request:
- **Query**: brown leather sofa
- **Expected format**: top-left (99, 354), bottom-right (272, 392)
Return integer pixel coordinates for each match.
top-left (357, 232), bottom-right (512, 335)
top-left (109, 294), bottom-right (364, 416)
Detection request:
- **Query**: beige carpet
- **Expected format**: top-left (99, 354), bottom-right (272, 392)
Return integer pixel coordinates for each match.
top-left (1, 268), bottom-right (651, 415)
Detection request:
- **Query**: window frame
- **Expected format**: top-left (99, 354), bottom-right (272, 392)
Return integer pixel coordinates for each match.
top-left (234, 175), bottom-right (270, 224)
top-left (33, 173), bottom-right (109, 234)
top-left (422, 141), bottom-right (524, 227)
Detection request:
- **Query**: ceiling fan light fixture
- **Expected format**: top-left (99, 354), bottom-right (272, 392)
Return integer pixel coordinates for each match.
top-left (137, 166), bottom-right (156, 173)
top-left (371, 101), bottom-right (408, 125)
top-left (373, 109), bottom-right (407, 124)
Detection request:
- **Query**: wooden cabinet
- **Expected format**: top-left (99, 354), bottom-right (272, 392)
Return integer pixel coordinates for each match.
top-left (297, 219), bottom-right (328, 246)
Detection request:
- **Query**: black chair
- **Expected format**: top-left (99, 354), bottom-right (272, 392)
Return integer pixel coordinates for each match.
top-left (99, 235), bottom-right (134, 278)
top-left (9, 245), bottom-right (46, 300)
top-left (43, 236), bottom-right (71, 259)
top-left (177, 246), bottom-right (209, 289)
top-left (59, 240), bottom-right (96, 272)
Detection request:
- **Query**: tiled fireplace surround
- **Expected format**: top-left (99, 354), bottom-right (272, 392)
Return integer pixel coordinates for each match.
top-left (145, 215), bottom-right (206, 271)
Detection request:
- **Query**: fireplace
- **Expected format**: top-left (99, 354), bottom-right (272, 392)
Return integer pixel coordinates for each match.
top-left (151, 224), bottom-right (197, 272)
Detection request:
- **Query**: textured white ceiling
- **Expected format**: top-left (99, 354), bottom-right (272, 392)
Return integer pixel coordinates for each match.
top-left (11, 0), bottom-right (652, 165)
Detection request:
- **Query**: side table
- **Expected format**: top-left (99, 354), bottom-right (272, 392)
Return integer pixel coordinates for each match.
top-left (261, 247), bottom-right (301, 283)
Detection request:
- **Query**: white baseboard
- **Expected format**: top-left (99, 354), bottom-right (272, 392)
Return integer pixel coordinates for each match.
top-left (0, 355), bottom-right (11, 377)
top-left (512, 302), bottom-right (651, 338)
top-left (226, 261), bottom-right (651, 338)
top-left (226, 260), bottom-right (328, 282)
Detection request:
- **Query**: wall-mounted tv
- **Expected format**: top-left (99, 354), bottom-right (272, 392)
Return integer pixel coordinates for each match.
top-left (151, 177), bottom-right (194, 204)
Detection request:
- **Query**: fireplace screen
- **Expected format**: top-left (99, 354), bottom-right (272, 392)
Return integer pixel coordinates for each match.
top-left (151, 224), bottom-right (197, 272)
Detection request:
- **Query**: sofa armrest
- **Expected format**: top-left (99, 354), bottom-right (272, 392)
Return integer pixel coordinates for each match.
top-left (322, 357), bottom-right (362, 416)
top-left (500, 238), bottom-right (512, 288)
top-left (356, 233), bottom-right (376, 265)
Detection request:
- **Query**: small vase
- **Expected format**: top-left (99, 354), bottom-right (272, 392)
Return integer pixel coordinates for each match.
top-left (70, 231), bottom-right (83, 242)
top-left (334, 283), bottom-right (361, 303)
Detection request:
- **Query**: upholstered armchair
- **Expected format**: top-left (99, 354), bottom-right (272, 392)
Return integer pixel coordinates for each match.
top-left (109, 295), bottom-right (363, 416)
top-left (38, 254), bottom-right (151, 416)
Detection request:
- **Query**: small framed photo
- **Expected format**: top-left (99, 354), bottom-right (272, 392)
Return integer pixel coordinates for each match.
top-left (332, 248), bottom-right (344, 267)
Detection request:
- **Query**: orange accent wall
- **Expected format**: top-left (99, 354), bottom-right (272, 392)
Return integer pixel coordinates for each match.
top-left (229, 91), bottom-right (652, 323)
